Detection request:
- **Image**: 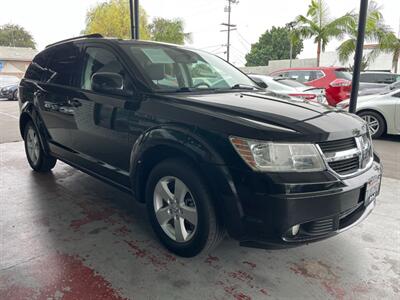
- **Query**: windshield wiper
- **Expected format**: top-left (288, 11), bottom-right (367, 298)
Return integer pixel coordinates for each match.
top-left (175, 87), bottom-right (193, 92)
top-left (231, 84), bottom-right (262, 90)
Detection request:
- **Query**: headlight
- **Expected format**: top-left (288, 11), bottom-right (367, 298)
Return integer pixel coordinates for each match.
top-left (230, 137), bottom-right (326, 172)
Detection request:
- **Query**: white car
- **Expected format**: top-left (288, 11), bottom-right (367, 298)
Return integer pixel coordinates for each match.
top-left (337, 88), bottom-right (400, 138)
top-left (249, 74), bottom-right (327, 104)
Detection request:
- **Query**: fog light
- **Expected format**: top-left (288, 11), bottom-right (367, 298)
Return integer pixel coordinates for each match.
top-left (291, 224), bottom-right (300, 236)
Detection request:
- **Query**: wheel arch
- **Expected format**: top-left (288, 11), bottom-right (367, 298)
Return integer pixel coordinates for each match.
top-left (129, 126), bottom-right (227, 204)
top-left (19, 103), bottom-right (51, 155)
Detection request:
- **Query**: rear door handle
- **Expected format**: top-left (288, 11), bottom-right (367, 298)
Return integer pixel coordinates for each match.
top-left (68, 99), bottom-right (82, 107)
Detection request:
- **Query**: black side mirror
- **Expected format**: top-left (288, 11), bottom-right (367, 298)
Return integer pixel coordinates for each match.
top-left (251, 78), bottom-right (268, 89)
top-left (91, 72), bottom-right (126, 96)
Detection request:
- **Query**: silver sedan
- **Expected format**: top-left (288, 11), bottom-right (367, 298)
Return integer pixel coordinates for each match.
top-left (337, 88), bottom-right (400, 138)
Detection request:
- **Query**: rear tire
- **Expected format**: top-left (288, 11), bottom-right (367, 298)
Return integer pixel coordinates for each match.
top-left (145, 158), bottom-right (224, 257)
top-left (23, 121), bottom-right (57, 172)
top-left (358, 111), bottom-right (385, 139)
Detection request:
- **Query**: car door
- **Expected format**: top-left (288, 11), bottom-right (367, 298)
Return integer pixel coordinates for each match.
top-left (34, 43), bottom-right (81, 154)
top-left (69, 44), bottom-right (139, 187)
top-left (394, 91), bottom-right (400, 132)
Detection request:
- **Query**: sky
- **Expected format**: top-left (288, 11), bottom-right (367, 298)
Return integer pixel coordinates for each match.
top-left (1, 0), bottom-right (399, 66)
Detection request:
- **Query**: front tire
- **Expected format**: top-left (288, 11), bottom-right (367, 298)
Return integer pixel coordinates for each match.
top-left (358, 111), bottom-right (385, 139)
top-left (23, 121), bottom-right (57, 172)
top-left (146, 158), bottom-right (224, 257)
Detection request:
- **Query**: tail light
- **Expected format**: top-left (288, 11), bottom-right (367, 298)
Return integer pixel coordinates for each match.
top-left (288, 93), bottom-right (317, 101)
top-left (329, 79), bottom-right (351, 87)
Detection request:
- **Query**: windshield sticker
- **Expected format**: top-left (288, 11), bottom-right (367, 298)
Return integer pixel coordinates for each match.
top-left (142, 48), bottom-right (174, 64)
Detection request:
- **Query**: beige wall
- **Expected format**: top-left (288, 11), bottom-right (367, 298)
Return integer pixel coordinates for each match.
top-left (0, 60), bottom-right (31, 78)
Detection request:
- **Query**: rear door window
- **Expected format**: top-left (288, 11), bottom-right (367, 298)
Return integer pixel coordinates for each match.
top-left (335, 70), bottom-right (352, 80)
top-left (44, 43), bottom-right (80, 86)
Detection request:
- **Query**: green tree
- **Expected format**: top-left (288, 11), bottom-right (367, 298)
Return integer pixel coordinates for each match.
top-left (149, 18), bottom-right (191, 45)
top-left (0, 24), bottom-right (36, 48)
top-left (337, 1), bottom-right (391, 69)
top-left (378, 32), bottom-right (400, 73)
top-left (295, 0), bottom-right (353, 66)
top-left (245, 26), bottom-right (303, 66)
top-left (83, 0), bottom-right (150, 40)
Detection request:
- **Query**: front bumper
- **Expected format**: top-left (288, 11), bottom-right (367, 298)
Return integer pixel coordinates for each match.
top-left (218, 158), bottom-right (382, 249)
top-left (0, 90), bottom-right (13, 98)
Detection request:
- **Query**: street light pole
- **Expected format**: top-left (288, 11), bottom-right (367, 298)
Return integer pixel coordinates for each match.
top-left (349, 0), bottom-right (368, 114)
top-left (129, 0), bottom-right (140, 39)
top-left (129, 0), bottom-right (135, 39)
top-left (134, 0), bottom-right (140, 40)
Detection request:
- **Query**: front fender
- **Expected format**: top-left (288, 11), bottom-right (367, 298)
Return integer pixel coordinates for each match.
top-left (130, 125), bottom-right (226, 170)
top-left (128, 126), bottom-right (246, 238)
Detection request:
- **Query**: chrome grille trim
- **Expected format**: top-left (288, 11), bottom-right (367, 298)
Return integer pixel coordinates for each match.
top-left (317, 134), bottom-right (373, 178)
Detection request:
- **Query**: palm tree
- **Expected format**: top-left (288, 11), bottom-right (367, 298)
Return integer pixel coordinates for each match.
top-left (337, 1), bottom-right (391, 69)
top-left (295, 0), bottom-right (353, 66)
top-left (378, 32), bottom-right (400, 73)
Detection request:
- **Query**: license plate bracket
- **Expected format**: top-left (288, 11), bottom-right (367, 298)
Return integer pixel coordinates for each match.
top-left (365, 175), bottom-right (381, 206)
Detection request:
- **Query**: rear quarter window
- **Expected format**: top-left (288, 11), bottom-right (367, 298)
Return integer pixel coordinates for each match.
top-left (25, 53), bottom-right (47, 81)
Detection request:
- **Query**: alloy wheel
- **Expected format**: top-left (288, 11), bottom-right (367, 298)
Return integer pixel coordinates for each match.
top-left (361, 115), bottom-right (379, 136)
top-left (153, 176), bottom-right (198, 243)
top-left (26, 127), bottom-right (40, 165)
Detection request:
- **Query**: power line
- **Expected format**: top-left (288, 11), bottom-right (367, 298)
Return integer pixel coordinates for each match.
top-left (236, 30), bottom-right (252, 47)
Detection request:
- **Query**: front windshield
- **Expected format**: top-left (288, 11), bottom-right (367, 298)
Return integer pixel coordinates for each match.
top-left (122, 43), bottom-right (257, 91)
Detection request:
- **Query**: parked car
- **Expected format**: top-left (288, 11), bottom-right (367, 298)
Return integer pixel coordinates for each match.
top-left (337, 88), bottom-right (400, 138)
top-left (359, 81), bottom-right (400, 96)
top-left (0, 75), bottom-right (19, 89)
top-left (19, 35), bottom-right (382, 257)
top-left (0, 83), bottom-right (19, 100)
top-left (249, 74), bottom-right (327, 104)
top-left (360, 71), bottom-right (400, 85)
top-left (270, 67), bottom-right (352, 106)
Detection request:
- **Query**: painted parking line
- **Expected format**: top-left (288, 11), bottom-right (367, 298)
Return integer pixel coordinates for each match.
top-left (0, 111), bottom-right (18, 120)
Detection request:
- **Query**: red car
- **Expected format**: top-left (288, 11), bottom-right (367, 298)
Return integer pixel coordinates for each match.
top-left (270, 67), bottom-right (352, 106)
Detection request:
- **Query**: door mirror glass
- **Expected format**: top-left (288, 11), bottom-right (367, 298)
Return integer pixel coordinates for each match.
top-left (91, 72), bottom-right (125, 96)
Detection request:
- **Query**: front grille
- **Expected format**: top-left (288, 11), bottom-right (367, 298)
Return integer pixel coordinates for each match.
top-left (318, 137), bottom-right (357, 153)
top-left (328, 156), bottom-right (359, 175)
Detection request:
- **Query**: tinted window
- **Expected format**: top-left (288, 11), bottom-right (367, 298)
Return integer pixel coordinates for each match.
top-left (335, 70), bottom-right (352, 80)
top-left (360, 73), bottom-right (395, 84)
top-left (275, 78), bottom-right (307, 88)
top-left (45, 43), bottom-right (80, 86)
top-left (81, 47), bottom-right (128, 91)
top-left (360, 73), bottom-right (374, 82)
top-left (25, 53), bottom-right (47, 81)
top-left (286, 71), bottom-right (309, 83)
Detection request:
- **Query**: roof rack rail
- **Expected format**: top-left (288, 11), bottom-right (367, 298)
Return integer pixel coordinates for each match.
top-left (45, 33), bottom-right (103, 48)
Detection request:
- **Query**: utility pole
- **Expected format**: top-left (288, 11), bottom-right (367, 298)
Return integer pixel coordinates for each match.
top-left (221, 0), bottom-right (238, 62)
top-left (349, 0), bottom-right (368, 114)
top-left (286, 21), bottom-right (297, 68)
top-left (129, 0), bottom-right (140, 39)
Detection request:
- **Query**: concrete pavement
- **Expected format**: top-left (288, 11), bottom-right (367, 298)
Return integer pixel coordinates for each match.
top-left (0, 141), bottom-right (399, 299)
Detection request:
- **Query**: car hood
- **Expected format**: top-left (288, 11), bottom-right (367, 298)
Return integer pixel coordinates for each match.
top-left (158, 91), bottom-right (367, 142)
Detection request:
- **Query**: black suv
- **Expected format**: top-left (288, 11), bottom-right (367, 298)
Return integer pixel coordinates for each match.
top-left (19, 34), bottom-right (382, 257)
